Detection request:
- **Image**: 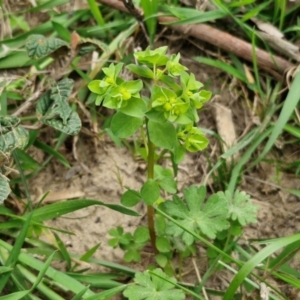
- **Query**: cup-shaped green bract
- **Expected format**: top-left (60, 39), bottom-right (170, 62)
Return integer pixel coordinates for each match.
top-left (134, 46), bottom-right (169, 66)
top-left (177, 124), bottom-right (209, 152)
top-left (166, 53), bottom-right (187, 76)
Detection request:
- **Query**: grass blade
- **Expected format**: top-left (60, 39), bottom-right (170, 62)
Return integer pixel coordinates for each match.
top-left (194, 56), bottom-right (247, 82)
top-left (0, 212), bottom-right (33, 292)
top-left (253, 69), bottom-right (300, 164)
top-left (30, 199), bottom-right (139, 222)
top-left (223, 233), bottom-right (300, 299)
top-left (0, 239), bottom-right (95, 298)
top-left (87, 0), bottom-right (105, 26)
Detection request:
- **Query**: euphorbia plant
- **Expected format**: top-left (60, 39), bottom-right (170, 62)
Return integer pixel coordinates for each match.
top-left (88, 46), bottom-right (211, 250)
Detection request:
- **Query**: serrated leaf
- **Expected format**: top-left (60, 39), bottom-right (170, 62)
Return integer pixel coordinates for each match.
top-left (164, 186), bottom-right (230, 244)
top-left (111, 112), bottom-right (143, 138)
top-left (123, 268), bottom-right (185, 300)
top-left (217, 190), bottom-right (258, 225)
top-left (26, 34), bottom-right (69, 59)
top-left (140, 179), bottom-right (160, 205)
top-left (148, 120), bottom-right (176, 150)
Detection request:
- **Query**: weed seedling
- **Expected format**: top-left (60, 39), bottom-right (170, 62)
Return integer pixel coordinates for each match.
top-left (88, 46), bottom-right (258, 276)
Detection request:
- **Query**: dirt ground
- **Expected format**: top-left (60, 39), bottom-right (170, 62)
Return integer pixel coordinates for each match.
top-left (25, 42), bottom-right (300, 299)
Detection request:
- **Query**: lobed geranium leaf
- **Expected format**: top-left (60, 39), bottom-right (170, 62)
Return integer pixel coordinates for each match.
top-left (123, 268), bottom-right (185, 300)
top-left (217, 190), bottom-right (258, 226)
top-left (164, 186), bottom-right (230, 245)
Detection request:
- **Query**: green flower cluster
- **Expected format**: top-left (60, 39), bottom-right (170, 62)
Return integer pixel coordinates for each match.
top-left (88, 46), bottom-right (211, 154)
top-left (88, 62), bottom-right (143, 109)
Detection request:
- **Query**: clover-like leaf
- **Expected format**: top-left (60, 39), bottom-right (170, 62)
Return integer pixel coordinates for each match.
top-left (26, 34), bottom-right (69, 59)
top-left (217, 190), bottom-right (258, 226)
top-left (164, 186), bottom-right (229, 245)
top-left (123, 268), bottom-right (185, 300)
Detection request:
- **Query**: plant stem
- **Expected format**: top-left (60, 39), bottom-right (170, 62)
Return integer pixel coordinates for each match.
top-left (147, 127), bottom-right (158, 254)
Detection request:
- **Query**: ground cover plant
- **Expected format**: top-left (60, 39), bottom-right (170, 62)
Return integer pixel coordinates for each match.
top-left (1, 0), bottom-right (300, 299)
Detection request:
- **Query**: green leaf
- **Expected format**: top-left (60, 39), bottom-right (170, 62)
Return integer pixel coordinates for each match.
top-left (30, 199), bottom-right (139, 222)
top-left (224, 233), bottom-right (300, 300)
top-left (36, 79), bottom-right (81, 135)
top-left (155, 214), bottom-right (167, 236)
top-left (84, 285), bottom-right (127, 300)
top-left (33, 140), bottom-right (70, 168)
top-left (26, 34), bottom-right (69, 59)
top-left (119, 97), bottom-right (147, 118)
top-left (108, 226), bottom-right (131, 247)
top-left (123, 268), bottom-right (185, 300)
top-left (156, 236), bottom-right (171, 253)
top-left (254, 70), bottom-right (300, 163)
top-left (134, 46), bottom-right (169, 66)
top-left (121, 189), bottom-right (141, 207)
top-left (53, 233), bottom-right (71, 270)
top-left (0, 116), bottom-right (28, 155)
top-left (0, 291), bottom-right (30, 300)
top-left (155, 254), bottom-right (168, 268)
top-left (217, 190), bottom-right (258, 226)
top-left (133, 226), bottom-right (150, 244)
top-left (111, 112), bottom-right (143, 138)
top-left (41, 111), bottom-right (82, 135)
top-left (126, 64), bottom-right (154, 78)
top-left (164, 186), bottom-right (229, 245)
top-left (49, 78), bottom-right (74, 124)
top-left (140, 179), bottom-right (160, 205)
top-left (148, 120), bottom-right (176, 150)
top-left (157, 177), bottom-right (177, 194)
top-left (0, 175), bottom-right (11, 205)
top-left (52, 21), bottom-right (71, 42)
top-left (124, 249), bottom-right (141, 262)
top-left (0, 212), bottom-right (33, 292)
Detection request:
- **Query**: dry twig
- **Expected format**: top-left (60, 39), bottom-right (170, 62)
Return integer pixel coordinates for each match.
top-left (96, 0), bottom-right (294, 80)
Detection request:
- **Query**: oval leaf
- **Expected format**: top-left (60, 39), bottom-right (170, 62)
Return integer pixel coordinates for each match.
top-left (111, 112), bottom-right (143, 138)
top-left (140, 179), bottom-right (160, 205)
top-left (121, 189), bottom-right (141, 207)
top-left (148, 120), bottom-right (176, 150)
